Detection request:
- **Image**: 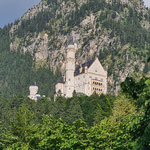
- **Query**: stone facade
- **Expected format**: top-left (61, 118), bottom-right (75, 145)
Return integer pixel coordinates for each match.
top-left (55, 45), bottom-right (107, 97)
top-left (28, 85), bottom-right (41, 101)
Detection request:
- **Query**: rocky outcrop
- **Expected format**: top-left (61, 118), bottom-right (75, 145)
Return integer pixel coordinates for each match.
top-left (8, 0), bottom-right (150, 94)
top-left (10, 1), bottom-right (48, 34)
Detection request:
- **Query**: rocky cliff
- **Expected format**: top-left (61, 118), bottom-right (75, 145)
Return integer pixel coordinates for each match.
top-left (8, 0), bottom-right (150, 94)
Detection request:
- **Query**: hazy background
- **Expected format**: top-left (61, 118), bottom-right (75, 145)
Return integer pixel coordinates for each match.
top-left (0, 0), bottom-right (150, 28)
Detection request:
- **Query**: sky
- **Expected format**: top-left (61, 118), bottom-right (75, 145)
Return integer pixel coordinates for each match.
top-left (0, 0), bottom-right (150, 28)
top-left (144, 0), bottom-right (150, 7)
top-left (0, 0), bottom-right (41, 28)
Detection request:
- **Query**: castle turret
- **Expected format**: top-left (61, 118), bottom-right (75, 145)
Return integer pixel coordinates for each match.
top-left (29, 85), bottom-right (38, 96)
top-left (65, 45), bottom-right (76, 97)
top-left (28, 85), bottom-right (41, 101)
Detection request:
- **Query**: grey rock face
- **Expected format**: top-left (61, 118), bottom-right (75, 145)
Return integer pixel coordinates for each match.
top-left (9, 0), bottom-right (149, 94)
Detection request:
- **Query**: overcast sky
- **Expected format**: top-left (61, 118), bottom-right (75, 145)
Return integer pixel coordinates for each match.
top-left (0, 0), bottom-right (150, 28)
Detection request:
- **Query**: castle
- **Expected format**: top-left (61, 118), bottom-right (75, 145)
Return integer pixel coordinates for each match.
top-left (28, 85), bottom-right (41, 101)
top-left (55, 44), bottom-right (107, 97)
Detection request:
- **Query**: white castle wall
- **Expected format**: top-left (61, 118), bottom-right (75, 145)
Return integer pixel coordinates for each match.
top-left (75, 73), bottom-right (86, 94)
top-left (55, 83), bottom-right (64, 94)
top-left (55, 45), bottom-right (107, 97)
top-left (65, 45), bottom-right (75, 97)
top-left (28, 85), bottom-right (41, 101)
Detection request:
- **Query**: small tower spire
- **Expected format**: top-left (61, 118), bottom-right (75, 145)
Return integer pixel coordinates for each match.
top-left (74, 36), bottom-right (78, 50)
top-left (65, 44), bottom-right (76, 97)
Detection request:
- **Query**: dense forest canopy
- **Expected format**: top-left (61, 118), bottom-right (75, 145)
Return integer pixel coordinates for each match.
top-left (0, 77), bottom-right (150, 149)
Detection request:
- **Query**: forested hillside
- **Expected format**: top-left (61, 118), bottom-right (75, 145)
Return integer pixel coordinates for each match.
top-left (0, 0), bottom-right (149, 97)
top-left (9, 0), bottom-right (150, 94)
top-left (0, 26), bottom-right (60, 97)
top-left (0, 77), bottom-right (150, 149)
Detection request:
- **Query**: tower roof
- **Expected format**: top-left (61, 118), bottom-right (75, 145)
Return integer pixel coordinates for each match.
top-left (74, 59), bottom-right (95, 76)
top-left (56, 77), bottom-right (64, 84)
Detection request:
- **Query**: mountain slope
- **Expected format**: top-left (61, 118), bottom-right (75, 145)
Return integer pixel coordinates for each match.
top-left (0, 0), bottom-right (150, 96)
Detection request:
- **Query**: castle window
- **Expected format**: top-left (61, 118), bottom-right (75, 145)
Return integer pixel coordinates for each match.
top-left (69, 79), bottom-right (70, 81)
top-left (95, 70), bottom-right (97, 72)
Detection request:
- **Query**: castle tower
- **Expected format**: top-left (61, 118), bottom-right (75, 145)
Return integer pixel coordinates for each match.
top-left (28, 85), bottom-right (41, 101)
top-left (65, 45), bottom-right (76, 97)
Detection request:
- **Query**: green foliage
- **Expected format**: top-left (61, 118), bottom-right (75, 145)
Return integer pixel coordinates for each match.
top-left (0, 105), bottom-right (37, 149)
top-left (0, 25), bottom-right (60, 98)
top-left (30, 116), bottom-right (89, 149)
top-left (129, 79), bottom-right (150, 150)
top-left (53, 94), bottom-right (114, 126)
top-left (91, 95), bottom-right (136, 149)
top-left (0, 93), bottom-right (135, 150)
top-left (91, 118), bottom-right (134, 150)
top-left (0, 93), bottom-right (114, 129)
top-left (0, 25), bottom-right (10, 52)
top-left (10, 105), bottom-right (36, 142)
top-left (148, 56), bottom-right (150, 62)
top-left (79, 94), bottom-right (114, 126)
top-left (111, 94), bottom-right (136, 119)
top-left (0, 77), bottom-right (150, 150)
top-left (0, 49), bottom-right (59, 98)
top-left (121, 77), bottom-right (148, 106)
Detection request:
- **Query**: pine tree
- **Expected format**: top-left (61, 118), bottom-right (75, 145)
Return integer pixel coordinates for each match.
top-left (10, 105), bottom-right (37, 143)
top-left (66, 97), bottom-right (83, 124)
